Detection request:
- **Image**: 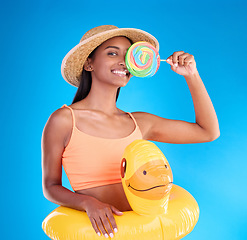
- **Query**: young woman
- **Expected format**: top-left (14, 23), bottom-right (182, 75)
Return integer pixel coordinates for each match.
top-left (42, 25), bottom-right (220, 238)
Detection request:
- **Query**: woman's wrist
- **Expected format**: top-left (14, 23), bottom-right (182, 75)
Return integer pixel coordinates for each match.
top-left (184, 70), bottom-right (200, 82)
top-left (77, 194), bottom-right (96, 211)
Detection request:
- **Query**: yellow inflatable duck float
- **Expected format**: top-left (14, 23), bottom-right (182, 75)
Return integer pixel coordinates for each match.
top-left (43, 140), bottom-right (199, 240)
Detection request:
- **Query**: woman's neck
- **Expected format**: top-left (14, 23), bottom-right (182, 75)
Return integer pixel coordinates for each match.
top-left (81, 83), bottom-right (120, 115)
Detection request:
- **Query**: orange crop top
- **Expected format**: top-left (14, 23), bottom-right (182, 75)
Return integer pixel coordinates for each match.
top-left (61, 105), bottom-right (143, 191)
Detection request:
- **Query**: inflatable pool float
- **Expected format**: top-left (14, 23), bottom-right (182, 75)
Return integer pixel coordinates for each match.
top-left (42, 140), bottom-right (199, 239)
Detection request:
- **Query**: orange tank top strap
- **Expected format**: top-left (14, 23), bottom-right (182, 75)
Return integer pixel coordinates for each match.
top-left (127, 112), bottom-right (138, 128)
top-left (61, 104), bottom-right (75, 127)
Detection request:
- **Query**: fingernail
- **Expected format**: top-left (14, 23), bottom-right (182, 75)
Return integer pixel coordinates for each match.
top-left (109, 233), bottom-right (114, 238)
top-left (174, 63), bottom-right (178, 67)
top-left (114, 228), bottom-right (118, 233)
top-left (104, 233), bottom-right (109, 238)
top-left (97, 232), bottom-right (101, 236)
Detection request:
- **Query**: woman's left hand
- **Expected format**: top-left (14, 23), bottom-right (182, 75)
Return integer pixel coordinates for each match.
top-left (166, 51), bottom-right (198, 77)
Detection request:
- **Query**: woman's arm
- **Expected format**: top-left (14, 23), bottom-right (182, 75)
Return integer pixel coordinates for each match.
top-left (42, 109), bottom-right (121, 238)
top-left (132, 51), bottom-right (220, 144)
top-left (42, 109), bottom-right (87, 209)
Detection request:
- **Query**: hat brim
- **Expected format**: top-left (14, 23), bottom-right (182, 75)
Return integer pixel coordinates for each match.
top-left (61, 28), bottom-right (159, 87)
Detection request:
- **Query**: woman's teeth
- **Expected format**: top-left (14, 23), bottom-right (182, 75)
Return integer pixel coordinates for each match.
top-left (112, 70), bottom-right (128, 76)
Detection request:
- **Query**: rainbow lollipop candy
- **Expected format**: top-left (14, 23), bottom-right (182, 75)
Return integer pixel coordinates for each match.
top-left (125, 41), bottom-right (165, 78)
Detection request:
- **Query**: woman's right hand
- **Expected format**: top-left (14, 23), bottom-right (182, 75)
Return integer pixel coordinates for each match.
top-left (83, 197), bottom-right (123, 238)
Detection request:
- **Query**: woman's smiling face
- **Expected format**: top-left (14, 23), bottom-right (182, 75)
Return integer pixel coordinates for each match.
top-left (86, 36), bottom-right (132, 87)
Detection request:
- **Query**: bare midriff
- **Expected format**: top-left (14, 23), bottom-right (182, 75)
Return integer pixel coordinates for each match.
top-left (75, 183), bottom-right (132, 212)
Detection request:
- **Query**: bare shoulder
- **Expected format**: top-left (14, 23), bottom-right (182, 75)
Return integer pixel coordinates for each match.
top-left (131, 112), bottom-right (157, 139)
top-left (42, 107), bottom-right (73, 147)
top-left (131, 111), bottom-right (156, 121)
top-left (131, 111), bottom-right (164, 125)
top-left (131, 111), bottom-right (172, 140)
top-left (44, 107), bottom-right (72, 130)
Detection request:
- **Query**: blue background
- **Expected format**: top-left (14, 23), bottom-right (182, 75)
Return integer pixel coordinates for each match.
top-left (1, 0), bottom-right (246, 239)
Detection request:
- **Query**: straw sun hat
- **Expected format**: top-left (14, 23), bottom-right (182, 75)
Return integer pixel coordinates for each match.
top-left (61, 25), bottom-right (159, 87)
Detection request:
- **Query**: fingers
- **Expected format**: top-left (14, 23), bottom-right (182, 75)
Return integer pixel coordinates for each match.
top-left (89, 214), bottom-right (113, 238)
top-left (171, 51), bottom-right (185, 66)
top-left (88, 206), bottom-right (120, 238)
top-left (98, 212), bottom-right (113, 238)
top-left (111, 205), bottom-right (123, 216)
top-left (166, 51), bottom-right (194, 67)
top-left (183, 55), bottom-right (194, 67)
top-left (89, 217), bottom-right (102, 237)
top-left (105, 211), bottom-right (118, 236)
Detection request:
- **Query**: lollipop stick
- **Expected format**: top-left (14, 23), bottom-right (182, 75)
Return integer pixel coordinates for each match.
top-left (160, 59), bottom-right (167, 62)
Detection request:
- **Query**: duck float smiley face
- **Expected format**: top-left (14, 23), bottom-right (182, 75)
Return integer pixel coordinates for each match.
top-left (122, 159), bottom-right (173, 200)
top-left (121, 140), bottom-right (173, 216)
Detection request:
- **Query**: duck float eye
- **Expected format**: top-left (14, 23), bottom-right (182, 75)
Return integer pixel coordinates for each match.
top-left (121, 158), bottom-right (127, 178)
top-left (143, 170), bottom-right (147, 175)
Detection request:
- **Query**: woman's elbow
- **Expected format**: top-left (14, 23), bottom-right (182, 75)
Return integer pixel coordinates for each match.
top-left (206, 129), bottom-right (220, 142)
top-left (42, 182), bottom-right (51, 200)
top-left (42, 180), bottom-right (59, 202)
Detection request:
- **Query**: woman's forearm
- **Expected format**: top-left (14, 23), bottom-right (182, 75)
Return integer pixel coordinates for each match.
top-left (43, 184), bottom-right (93, 211)
top-left (185, 71), bottom-right (220, 140)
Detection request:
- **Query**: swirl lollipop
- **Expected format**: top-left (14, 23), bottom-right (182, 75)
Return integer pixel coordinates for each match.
top-left (125, 41), bottom-right (165, 78)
